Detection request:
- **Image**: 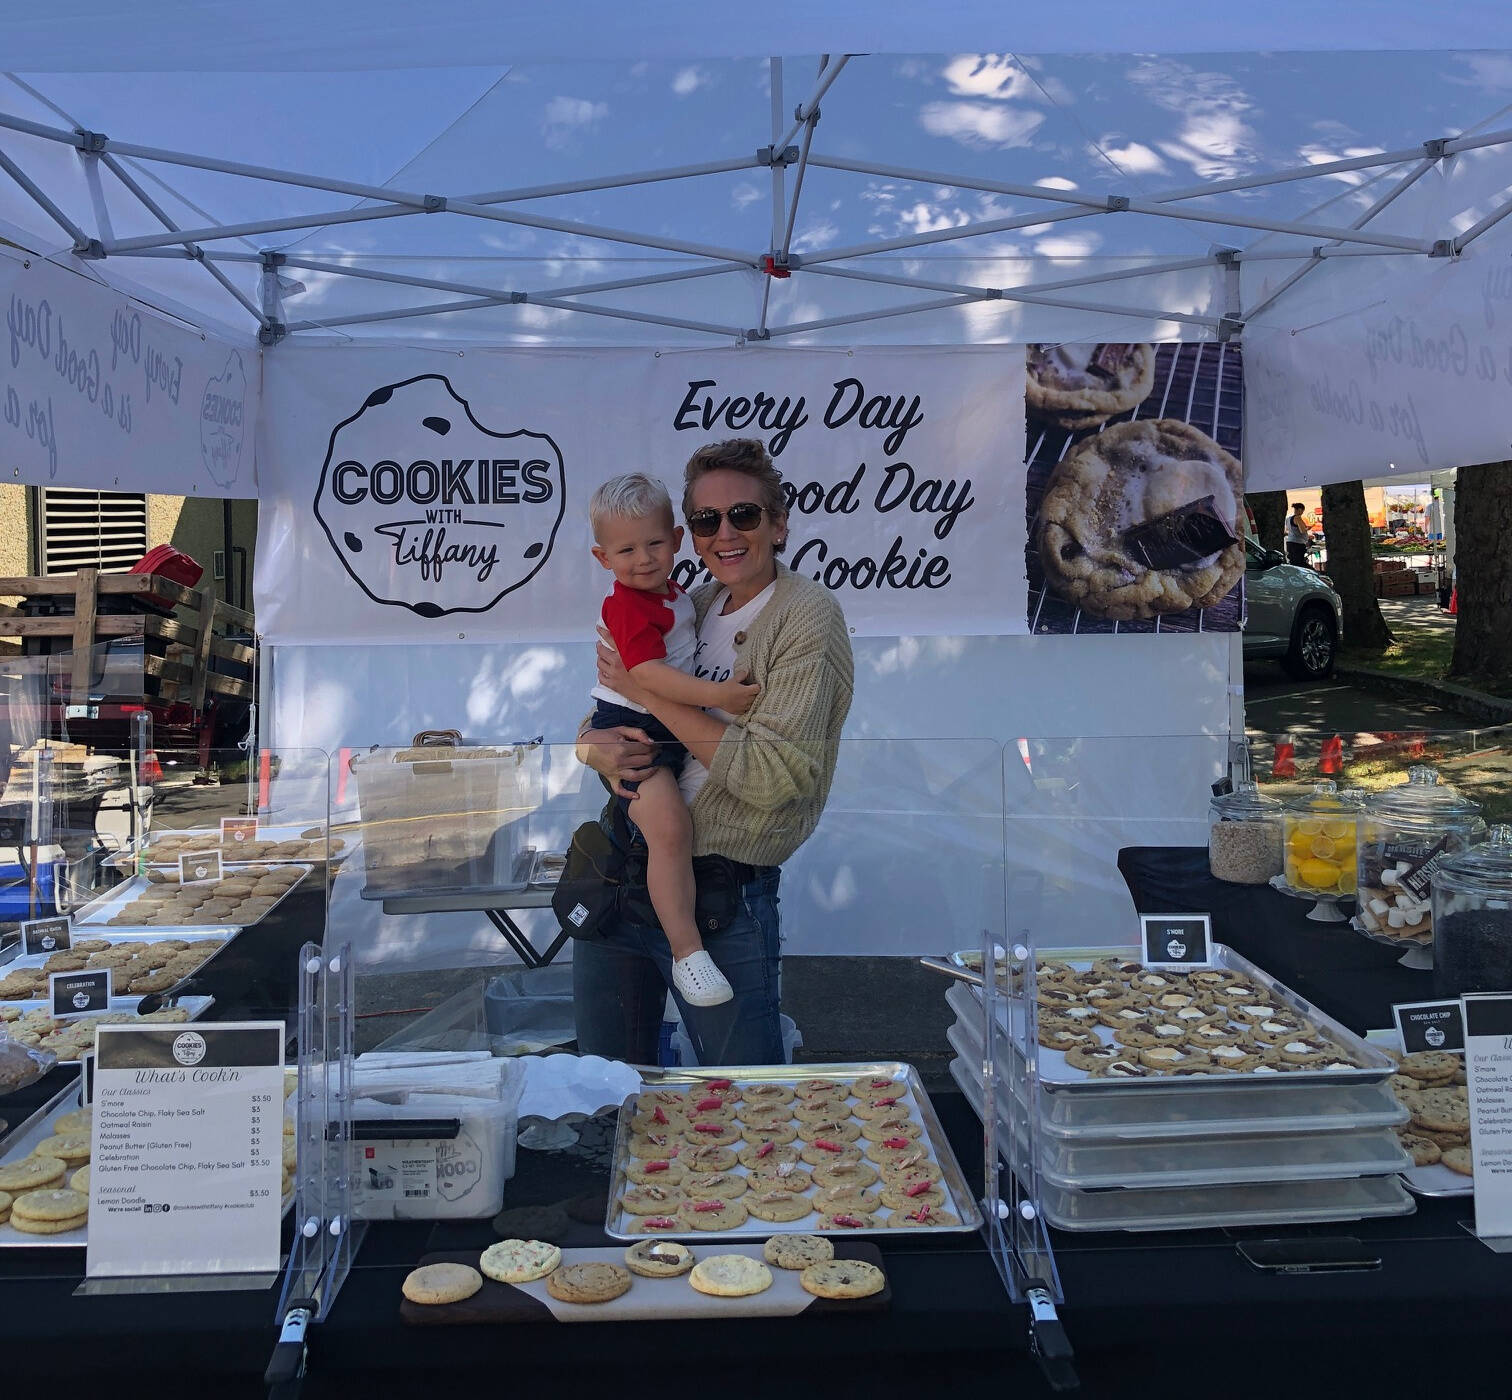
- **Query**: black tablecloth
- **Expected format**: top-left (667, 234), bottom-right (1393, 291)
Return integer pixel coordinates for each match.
top-left (3, 856), bottom-right (1512, 1396)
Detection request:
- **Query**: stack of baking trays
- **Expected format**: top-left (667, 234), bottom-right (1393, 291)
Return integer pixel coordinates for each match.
top-left (945, 945), bottom-right (1417, 1231)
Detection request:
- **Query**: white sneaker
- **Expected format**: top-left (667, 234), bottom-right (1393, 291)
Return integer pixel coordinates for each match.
top-left (673, 950), bottom-right (734, 1008)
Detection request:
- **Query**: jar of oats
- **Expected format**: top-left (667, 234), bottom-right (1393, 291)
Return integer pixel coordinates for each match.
top-left (1208, 781), bottom-right (1284, 885)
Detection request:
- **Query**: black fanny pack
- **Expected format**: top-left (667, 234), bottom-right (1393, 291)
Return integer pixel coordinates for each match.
top-left (551, 799), bottom-right (758, 941)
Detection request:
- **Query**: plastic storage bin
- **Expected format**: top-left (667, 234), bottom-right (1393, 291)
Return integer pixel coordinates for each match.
top-left (669, 1013), bottom-right (802, 1067)
top-left (483, 964), bottom-right (577, 1053)
top-left (352, 742), bottom-right (541, 897)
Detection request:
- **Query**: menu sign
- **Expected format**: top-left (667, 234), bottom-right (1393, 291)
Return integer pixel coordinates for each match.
top-left (179, 850), bottom-right (223, 885)
top-left (1139, 914), bottom-right (1213, 969)
top-left (1393, 1000), bottom-right (1466, 1054)
top-left (51, 968), bottom-right (110, 1018)
top-left (86, 1022), bottom-right (285, 1278)
top-left (22, 916), bottom-right (72, 955)
top-left (220, 817), bottom-right (259, 846)
top-left (1461, 994), bottom-right (1512, 1240)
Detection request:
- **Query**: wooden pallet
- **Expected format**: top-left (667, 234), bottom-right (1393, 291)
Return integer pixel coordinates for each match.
top-left (0, 568), bottom-right (254, 706)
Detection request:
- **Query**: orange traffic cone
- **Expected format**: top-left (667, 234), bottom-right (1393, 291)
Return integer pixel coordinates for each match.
top-left (1320, 735), bottom-right (1344, 775)
top-left (1272, 735), bottom-right (1297, 779)
top-left (1448, 587), bottom-right (1458, 615)
top-left (138, 750), bottom-right (162, 783)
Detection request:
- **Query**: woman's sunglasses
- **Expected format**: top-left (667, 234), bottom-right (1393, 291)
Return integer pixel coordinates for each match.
top-left (687, 502), bottom-right (766, 537)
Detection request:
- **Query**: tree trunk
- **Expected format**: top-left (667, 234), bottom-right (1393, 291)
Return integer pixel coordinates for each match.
top-left (1247, 491), bottom-right (1288, 554)
top-left (1321, 480), bottom-right (1393, 651)
top-left (1448, 461), bottom-right (1512, 689)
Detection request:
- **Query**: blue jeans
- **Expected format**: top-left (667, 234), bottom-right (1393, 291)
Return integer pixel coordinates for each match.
top-left (573, 867), bottom-right (783, 1066)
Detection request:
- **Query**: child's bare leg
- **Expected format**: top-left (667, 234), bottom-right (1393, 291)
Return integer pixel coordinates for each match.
top-left (630, 768), bottom-right (702, 960)
top-left (630, 768), bottom-right (733, 1007)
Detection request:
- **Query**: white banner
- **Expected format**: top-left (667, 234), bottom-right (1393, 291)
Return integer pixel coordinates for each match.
top-left (1, 249), bottom-right (260, 495)
top-left (1243, 154), bottom-right (1512, 490)
top-left (256, 345), bottom-right (1025, 641)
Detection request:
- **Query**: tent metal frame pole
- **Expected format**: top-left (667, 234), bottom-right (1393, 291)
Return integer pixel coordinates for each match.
top-left (797, 264), bottom-right (1224, 330)
top-left (1243, 156), bottom-right (1437, 322)
top-left (773, 55), bottom-right (851, 155)
top-left (810, 130), bottom-right (1512, 214)
top-left (778, 57), bottom-right (824, 263)
top-left (801, 206), bottom-right (1103, 266)
top-left (0, 144), bottom-right (90, 248)
top-left (98, 151), bottom-right (268, 327)
top-left (438, 199), bottom-right (757, 266)
top-left (100, 154), bottom-right (764, 255)
top-left (1453, 197), bottom-right (1512, 252)
top-left (287, 293), bottom-right (740, 339)
top-left (767, 295), bottom-right (984, 338)
top-left (801, 256), bottom-right (1221, 301)
top-left (757, 57), bottom-right (784, 339)
top-left (275, 256), bottom-right (744, 304)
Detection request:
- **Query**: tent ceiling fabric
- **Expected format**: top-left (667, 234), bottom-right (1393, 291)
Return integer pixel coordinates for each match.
top-left (4, 51), bottom-right (1511, 349)
top-left (9, 2), bottom-right (1512, 69)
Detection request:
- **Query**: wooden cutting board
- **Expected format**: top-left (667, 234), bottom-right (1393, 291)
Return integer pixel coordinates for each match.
top-left (400, 1240), bottom-right (890, 1324)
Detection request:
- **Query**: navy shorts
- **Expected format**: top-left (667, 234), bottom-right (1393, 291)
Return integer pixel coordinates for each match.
top-left (591, 700), bottom-right (688, 786)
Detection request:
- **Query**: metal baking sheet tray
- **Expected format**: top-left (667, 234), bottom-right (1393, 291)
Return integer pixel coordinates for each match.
top-left (974, 944), bottom-right (1396, 1093)
top-left (946, 985), bottom-right (1409, 1141)
top-left (2, 930), bottom-right (234, 976)
top-left (948, 1039), bottom-right (1411, 1189)
top-left (950, 1059), bottom-right (1414, 1231)
top-left (606, 1062), bottom-right (982, 1242)
top-left (69, 863), bottom-right (311, 932)
top-left (1, 993), bottom-right (215, 1022)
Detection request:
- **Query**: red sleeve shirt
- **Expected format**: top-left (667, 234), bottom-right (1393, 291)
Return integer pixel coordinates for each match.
top-left (601, 581), bottom-right (680, 670)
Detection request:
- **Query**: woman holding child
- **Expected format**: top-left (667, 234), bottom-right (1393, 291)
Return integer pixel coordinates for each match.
top-left (574, 438), bottom-right (853, 1066)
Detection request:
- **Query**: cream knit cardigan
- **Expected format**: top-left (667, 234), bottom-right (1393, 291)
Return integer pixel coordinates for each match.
top-left (686, 563), bottom-right (854, 868)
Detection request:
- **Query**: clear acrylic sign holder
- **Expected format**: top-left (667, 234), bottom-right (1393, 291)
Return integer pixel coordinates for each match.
top-left (267, 941), bottom-right (359, 1389)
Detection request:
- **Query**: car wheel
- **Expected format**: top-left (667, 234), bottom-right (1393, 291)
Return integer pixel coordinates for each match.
top-left (1284, 603), bottom-right (1337, 680)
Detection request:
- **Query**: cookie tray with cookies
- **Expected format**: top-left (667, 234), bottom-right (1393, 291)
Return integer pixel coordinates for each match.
top-left (400, 1241), bottom-right (889, 1324)
top-left (0, 931), bottom-right (233, 992)
top-left (946, 982), bottom-right (1409, 1141)
top-left (971, 944), bottom-right (1397, 1094)
top-left (605, 1062), bottom-right (983, 1241)
top-left (1368, 1030), bottom-right (1474, 1198)
top-left (121, 823), bottom-right (355, 871)
top-left (69, 861), bottom-right (312, 932)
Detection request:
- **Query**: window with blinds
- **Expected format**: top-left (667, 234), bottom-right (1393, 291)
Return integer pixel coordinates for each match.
top-left (39, 489), bottom-right (149, 574)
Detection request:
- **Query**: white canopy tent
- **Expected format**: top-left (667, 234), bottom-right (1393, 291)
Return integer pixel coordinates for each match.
top-left (1, 20), bottom-right (1509, 963)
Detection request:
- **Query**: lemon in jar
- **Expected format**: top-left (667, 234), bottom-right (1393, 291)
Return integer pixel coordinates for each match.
top-left (1297, 857), bottom-right (1341, 890)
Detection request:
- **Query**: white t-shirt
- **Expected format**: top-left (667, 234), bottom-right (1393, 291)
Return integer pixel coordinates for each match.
top-left (678, 580), bottom-right (777, 805)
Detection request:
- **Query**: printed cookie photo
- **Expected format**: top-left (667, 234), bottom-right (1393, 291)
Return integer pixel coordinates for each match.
top-left (1025, 342), bottom-right (1245, 634)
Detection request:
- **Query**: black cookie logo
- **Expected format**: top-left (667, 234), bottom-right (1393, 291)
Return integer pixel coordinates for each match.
top-left (1166, 938), bottom-right (1187, 960)
top-left (315, 375), bottom-right (564, 618)
top-left (1425, 1025), bottom-right (1446, 1048)
top-left (200, 350), bottom-right (247, 487)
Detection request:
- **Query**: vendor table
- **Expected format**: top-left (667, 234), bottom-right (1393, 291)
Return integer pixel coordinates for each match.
top-left (377, 885), bottom-right (565, 970)
top-left (2, 862), bottom-right (1511, 1396)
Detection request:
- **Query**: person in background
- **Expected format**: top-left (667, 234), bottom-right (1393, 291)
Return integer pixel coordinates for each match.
top-left (574, 438), bottom-right (854, 1066)
top-left (1286, 501), bottom-right (1312, 567)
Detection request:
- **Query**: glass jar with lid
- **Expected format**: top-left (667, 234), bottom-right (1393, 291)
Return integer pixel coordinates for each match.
top-left (1356, 766), bottom-right (1484, 951)
top-left (1282, 780), bottom-right (1361, 898)
top-left (1208, 781), bottom-right (1284, 884)
top-left (1432, 825), bottom-right (1512, 997)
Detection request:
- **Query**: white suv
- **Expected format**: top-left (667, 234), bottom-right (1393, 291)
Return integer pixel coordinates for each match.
top-left (1242, 537), bottom-right (1345, 680)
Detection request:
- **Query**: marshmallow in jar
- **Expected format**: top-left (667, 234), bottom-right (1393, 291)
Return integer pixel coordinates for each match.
top-left (1356, 766), bottom-right (1483, 949)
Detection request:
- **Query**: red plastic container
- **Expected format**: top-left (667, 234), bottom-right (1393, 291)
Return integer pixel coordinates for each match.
top-left (129, 545), bottom-right (203, 613)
